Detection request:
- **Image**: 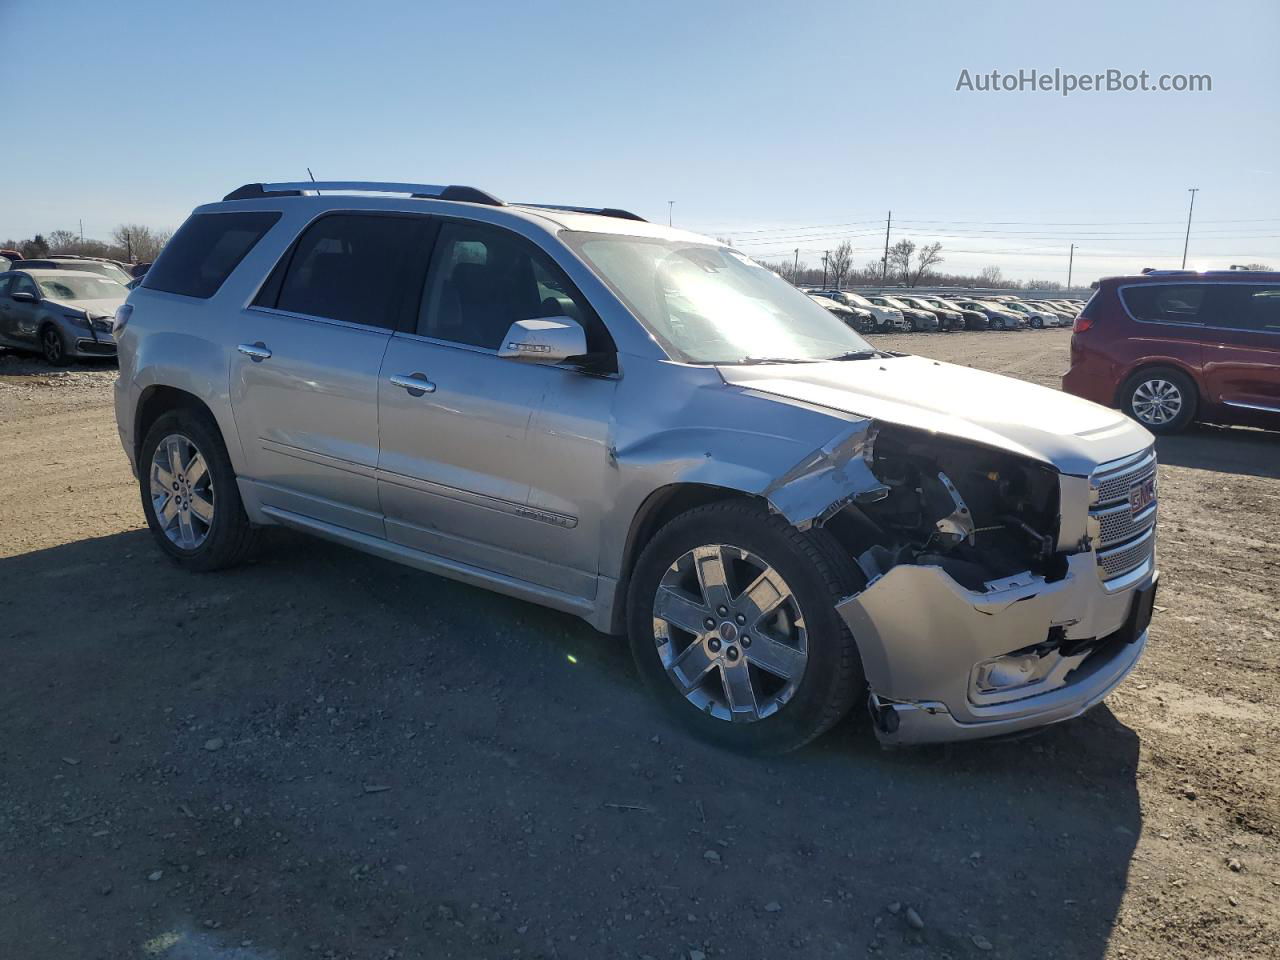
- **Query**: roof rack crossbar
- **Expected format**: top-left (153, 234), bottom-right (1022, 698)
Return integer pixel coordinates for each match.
top-left (223, 182), bottom-right (504, 206)
top-left (517, 203), bottom-right (647, 222)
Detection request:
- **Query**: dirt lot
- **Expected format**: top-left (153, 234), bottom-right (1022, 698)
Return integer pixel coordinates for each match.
top-left (1, 330), bottom-right (1277, 960)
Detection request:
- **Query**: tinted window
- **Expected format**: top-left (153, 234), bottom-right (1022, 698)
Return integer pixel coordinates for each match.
top-left (271, 214), bottom-right (430, 329)
top-left (1212, 285), bottom-right (1280, 333)
top-left (1120, 284), bottom-right (1204, 323)
top-left (419, 222), bottom-right (598, 350)
top-left (144, 211), bottom-right (280, 299)
top-left (0, 275), bottom-right (9, 295)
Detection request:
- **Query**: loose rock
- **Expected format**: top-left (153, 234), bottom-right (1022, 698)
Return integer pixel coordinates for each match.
top-left (204, 738), bottom-right (224, 752)
top-left (905, 907), bottom-right (924, 930)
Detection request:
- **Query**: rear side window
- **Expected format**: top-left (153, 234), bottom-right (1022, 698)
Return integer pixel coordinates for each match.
top-left (144, 211), bottom-right (280, 299)
top-left (263, 214), bottom-right (431, 329)
top-left (1120, 284), bottom-right (1204, 324)
top-left (1211, 285), bottom-right (1280, 333)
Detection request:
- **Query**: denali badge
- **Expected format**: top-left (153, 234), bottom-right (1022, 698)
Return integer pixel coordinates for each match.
top-left (1128, 476), bottom-right (1156, 515)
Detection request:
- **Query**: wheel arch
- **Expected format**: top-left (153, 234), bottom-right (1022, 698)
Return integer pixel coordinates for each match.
top-left (608, 482), bottom-right (761, 634)
top-left (1113, 360), bottom-right (1205, 410)
top-left (134, 385), bottom-right (223, 467)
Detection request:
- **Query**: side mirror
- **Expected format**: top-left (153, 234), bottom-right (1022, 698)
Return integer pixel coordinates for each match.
top-left (11, 291), bottom-right (37, 303)
top-left (498, 317), bottom-right (587, 364)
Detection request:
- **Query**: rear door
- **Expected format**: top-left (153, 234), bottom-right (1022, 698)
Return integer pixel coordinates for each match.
top-left (1117, 282), bottom-right (1208, 381)
top-left (1201, 283), bottom-right (1280, 420)
top-left (376, 218), bottom-right (617, 599)
top-left (228, 212), bottom-right (432, 537)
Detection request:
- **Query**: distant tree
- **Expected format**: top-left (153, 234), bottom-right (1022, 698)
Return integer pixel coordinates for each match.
top-left (1023, 278), bottom-right (1064, 290)
top-left (887, 239), bottom-right (916, 284)
top-left (826, 241), bottom-right (854, 289)
top-left (1240, 262), bottom-right (1274, 271)
top-left (111, 224), bottom-right (170, 263)
top-left (47, 230), bottom-right (80, 252)
top-left (978, 265), bottom-right (1004, 286)
top-left (908, 242), bottom-right (944, 286)
top-left (20, 234), bottom-right (50, 259)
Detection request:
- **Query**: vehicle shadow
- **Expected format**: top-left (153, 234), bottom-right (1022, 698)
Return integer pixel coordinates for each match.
top-left (1155, 422), bottom-right (1280, 479)
top-left (0, 528), bottom-right (1139, 960)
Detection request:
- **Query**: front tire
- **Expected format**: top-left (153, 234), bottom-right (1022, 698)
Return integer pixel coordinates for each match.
top-left (1121, 367), bottom-right (1197, 434)
top-left (138, 408), bottom-right (259, 571)
top-left (627, 501), bottom-right (866, 754)
top-left (41, 325), bottom-right (68, 365)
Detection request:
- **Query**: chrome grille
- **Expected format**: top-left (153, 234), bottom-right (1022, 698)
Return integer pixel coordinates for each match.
top-left (1098, 530), bottom-right (1155, 579)
top-left (1095, 500), bottom-right (1157, 547)
top-left (1090, 449), bottom-right (1157, 583)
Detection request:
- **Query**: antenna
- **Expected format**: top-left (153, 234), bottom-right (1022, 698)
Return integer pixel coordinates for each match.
top-left (306, 168), bottom-right (317, 182)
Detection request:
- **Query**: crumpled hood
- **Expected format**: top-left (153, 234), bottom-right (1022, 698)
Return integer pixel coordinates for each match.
top-left (46, 296), bottom-right (124, 318)
top-left (718, 354), bottom-right (1152, 477)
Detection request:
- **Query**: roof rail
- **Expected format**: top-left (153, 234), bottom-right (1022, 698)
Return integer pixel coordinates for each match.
top-left (517, 203), bottom-right (647, 222)
top-left (222, 182), bottom-right (505, 206)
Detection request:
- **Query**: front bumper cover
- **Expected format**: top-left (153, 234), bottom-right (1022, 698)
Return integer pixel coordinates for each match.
top-left (835, 553), bottom-right (1153, 746)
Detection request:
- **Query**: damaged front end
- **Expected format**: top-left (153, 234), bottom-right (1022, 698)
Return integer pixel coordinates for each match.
top-left (764, 422), bottom-right (1154, 746)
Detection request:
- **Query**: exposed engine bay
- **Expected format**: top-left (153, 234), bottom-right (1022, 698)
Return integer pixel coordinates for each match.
top-left (825, 425), bottom-right (1064, 590)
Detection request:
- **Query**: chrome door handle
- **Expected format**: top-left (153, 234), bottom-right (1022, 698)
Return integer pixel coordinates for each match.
top-left (389, 372), bottom-right (436, 396)
top-left (237, 342), bottom-right (272, 361)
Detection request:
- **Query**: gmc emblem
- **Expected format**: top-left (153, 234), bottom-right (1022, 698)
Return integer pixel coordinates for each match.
top-left (1129, 476), bottom-right (1156, 516)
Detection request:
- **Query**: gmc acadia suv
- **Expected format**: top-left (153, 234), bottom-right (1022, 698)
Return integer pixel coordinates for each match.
top-left (113, 181), bottom-right (1159, 752)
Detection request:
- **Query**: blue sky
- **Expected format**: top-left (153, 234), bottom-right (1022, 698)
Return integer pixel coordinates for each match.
top-left (2, 0), bottom-right (1277, 282)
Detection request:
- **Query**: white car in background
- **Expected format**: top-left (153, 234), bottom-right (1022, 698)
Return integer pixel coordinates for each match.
top-left (1002, 300), bottom-right (1060, 328)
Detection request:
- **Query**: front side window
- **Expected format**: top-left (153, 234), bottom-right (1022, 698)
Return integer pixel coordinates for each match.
top-left (144, 211), bottom-right (280, 299)
top-left (1120, 284), bottom-right (1205, 324)
top-left (563, 232), bottom-right (871, 363)
top-left (418, 222), bottom-right (599, 351)
top-left (271, 214), bottom-right (431, 329)
top-left (10, 274), bottom-right (38, 298)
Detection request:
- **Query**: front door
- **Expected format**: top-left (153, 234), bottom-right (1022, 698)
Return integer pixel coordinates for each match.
top-left (376, 219), bottom-right (617, 600)
top-left (228, 212), bottom-right (432, 536)
top-left (0, 273), bottom-right (42, 347)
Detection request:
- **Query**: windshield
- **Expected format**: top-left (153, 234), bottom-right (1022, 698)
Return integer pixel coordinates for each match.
top-left (840, 291), bottom-right (875, 309)
top-left (563, 233), bottom-right (872, 363)
top-left (877, 296), bottom-right (911, 310)
top-left (975, 300), bottom-right (1007, 310)
top-left (35, 275), bottom-right (127, 301)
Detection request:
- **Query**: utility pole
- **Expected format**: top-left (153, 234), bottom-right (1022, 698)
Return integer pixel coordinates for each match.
top-left (822, 251), bottom-right (829, 289)
top-left (1181, 188), bottom-right (1198, 269)
top-left (881, 210), bottom-right (892, 284)
top-left (1067, 243), bottom-right (1075, 290)
top-left (793, 248), bottom-right (800, 286)
top-left (667, 201), bottom-right (674, 227)
top-left (79, 219), bottom-right (84, 243)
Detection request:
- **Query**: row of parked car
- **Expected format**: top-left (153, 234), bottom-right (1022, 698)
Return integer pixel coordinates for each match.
top-left (806, 288), bottom-right (1086, 333)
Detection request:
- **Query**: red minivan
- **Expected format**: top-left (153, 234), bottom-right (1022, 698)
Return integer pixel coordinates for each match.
top-left (1063, 270), bottom-right (1280, 434)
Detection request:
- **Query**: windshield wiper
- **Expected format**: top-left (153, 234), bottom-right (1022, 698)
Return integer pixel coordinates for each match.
top-left (729, 356), bottom-right (820, 365)
top-left (825, 349), bottom-right (880, 361)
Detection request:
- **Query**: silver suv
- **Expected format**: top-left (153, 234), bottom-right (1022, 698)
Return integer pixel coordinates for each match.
top-left (113, 181), bottom-right (1159, 753)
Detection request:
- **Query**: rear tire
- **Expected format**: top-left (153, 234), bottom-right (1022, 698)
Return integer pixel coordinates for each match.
top-left (627, 501), bottom-right (866, 754)
top-left (1120, 367), bottom-right (1197, 434)
top-left (138, 408), bottom-right (259, 571)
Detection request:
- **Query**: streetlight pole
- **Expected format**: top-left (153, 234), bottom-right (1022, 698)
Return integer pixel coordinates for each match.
top-left (1181, 188), bottom-right (1198, 269)
top-left (667, 200), bottom-right (674, 227)
top-left (1067, 243), bottom-right (1075, 290)
top-left (881, 210), bottom-right (892, 284)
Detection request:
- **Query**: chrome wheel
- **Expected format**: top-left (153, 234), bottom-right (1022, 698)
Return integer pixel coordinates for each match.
top-left (652, 544), bottom-right (808, 723)
top-left (149, 433), bottom-right (215, 549)
top-left (1131, 379), bottom-right (1183, 426)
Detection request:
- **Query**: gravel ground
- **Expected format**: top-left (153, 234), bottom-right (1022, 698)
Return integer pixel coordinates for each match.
top-left (0, 330), bottom-right (1276, 960)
